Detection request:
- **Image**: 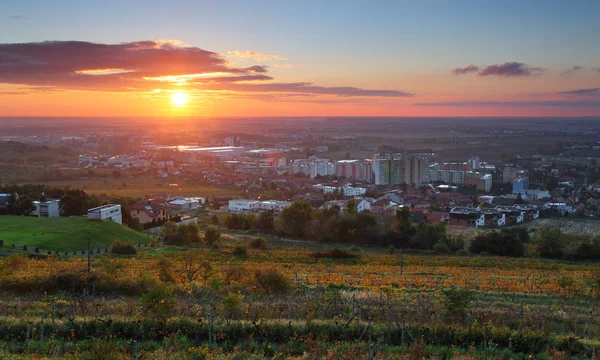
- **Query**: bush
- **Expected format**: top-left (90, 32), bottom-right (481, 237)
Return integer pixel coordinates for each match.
top-left (203, 226), bottom-right (221, 245)
top-left (440, 287), bottom-right (474, 319)
top-left (247, 237), bottom-right (268, 250)
top-left (469, 229), bottom-right (524, 257)
top-left (254, 268), bottom-right (291, 296)
top-left (533, 226), bottom-right (564, 259)
top-left (455, 248), bottom-right (470, 256)
top-left (312, 248), bottom-right (358, 259)
top-left (222, 292), bottom-right (245, 323)
top-left (139, 283), bottom-right (175, 322)
top-left (233, 243), bottom-right (247, 256)
top-left (433, 242), bottom-right (451, 254)
top-left (111, 240), bottom-right (137, 255)
top-left (388, 245), bottom-right (395, 254)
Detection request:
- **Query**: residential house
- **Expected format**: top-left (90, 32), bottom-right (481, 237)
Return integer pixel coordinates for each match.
top-left (131, 199), bottom-right (172, 224)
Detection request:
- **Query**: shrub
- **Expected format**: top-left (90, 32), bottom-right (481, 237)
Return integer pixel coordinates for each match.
top-left (254, 268), bottom-right (291, 296)
top-left (440, 286), bottom-right (474, 320)
top-left (222, 292), bottom-right (244, 324)
top-left (139, 283), bottom-right (175, 322)
top-left (203, 226), bottom-right (221, 245)
top-left (111, 240), bottom-right (137, 255)
top-left (312, 248), bottom-right (357, 259)
top-left (533, 226), bottom-right (564, 259)
top-left (469, 229), bottom-right (524, 257)
top-left (433, 242), bottom-right (451, 254)
top-left (233, 243), bottom-right (247, 256)
top-left (247, 237), bottom-right (268, 250)
top-left (455, 248), bottom-right (470, 256)
top-left (388, 245), bottom-right (395, 254)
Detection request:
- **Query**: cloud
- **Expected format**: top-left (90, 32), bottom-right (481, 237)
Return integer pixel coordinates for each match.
top-left (200, 82), bottom-right (413, 97)
top-left (562, 66), bottom-right (584, 75)
top-left (272, 64), bottom-right (296, 68)
top-left (414, 100), bottom-right (600, 107)
top-left (226, 50), bottom-right (288, 62)
top-left (557, 88), bottom-right (600, 95)
top-left (0, 40), bottom-right (411, 98)
top-left (8, 15), bottom-right (26, 21)
top-left (478, 62), bottom-right (544, 77)
top-left (452, 65), bottom-right (479, 75)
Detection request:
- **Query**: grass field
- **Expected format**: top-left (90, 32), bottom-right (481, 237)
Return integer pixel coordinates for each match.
top-left (30, 177), bottom-right (242, 198)
top-left (0, 216), bottom-right (151, 251)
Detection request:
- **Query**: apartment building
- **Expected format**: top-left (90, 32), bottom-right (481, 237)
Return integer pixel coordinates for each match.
top-left (336, 159), bottom-right (373, 182)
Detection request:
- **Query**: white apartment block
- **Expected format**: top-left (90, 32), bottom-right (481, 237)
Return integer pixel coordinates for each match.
top-left (309, 159), bottom-right (335, 178)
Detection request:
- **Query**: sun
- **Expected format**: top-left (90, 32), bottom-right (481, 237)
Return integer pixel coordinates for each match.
top-left (171, 91), bottom-right (188, 107)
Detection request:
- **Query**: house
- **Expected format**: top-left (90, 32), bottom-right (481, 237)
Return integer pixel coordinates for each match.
top-left (481, 208), bottom-right (506, 227)
top-left (543, 202), bottom-right (575, 215)
top-left (32, 199), bottom-right (61, 218)
top-left (130, 199), bottom-right (172, 224)
top-left (448, 207), bottom-right (484, 227)
top-left (376, 192), bottom-right (404, 205)
top-left (320, 199), bottom-right (371, 213)
top-left (169, 198), bottom-right (201, 210)
top-left (424, 212), bottom-right (449, 223)
top-left (88, 204), bottom-right (122, 225)
top-left (293, 193), bottom-right (325, 208)
top-left (495, 206), bottom-right (523, 225)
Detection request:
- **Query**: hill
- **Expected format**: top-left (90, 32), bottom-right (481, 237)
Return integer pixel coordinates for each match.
top-left (0, 216), bottom-right (151, 251)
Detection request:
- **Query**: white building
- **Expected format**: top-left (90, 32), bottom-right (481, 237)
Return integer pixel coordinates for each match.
top-left (32, 199), bottom-right (61, 218)
top-left (168, 197), bottom-right (204, 210)
top-left (373, 153), bottom-right (403, 185)
top-left (87, 204), bottom-right (122, 225)
top-left (254, 200), bottom-right (292, 212)
top-left (342, 185), bottom-right (367, 197)
top-left (228, 199), bottom-right (259, 212)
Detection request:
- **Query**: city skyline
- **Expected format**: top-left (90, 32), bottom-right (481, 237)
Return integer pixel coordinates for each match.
top-left (1, 0), bottom-right (599, 117)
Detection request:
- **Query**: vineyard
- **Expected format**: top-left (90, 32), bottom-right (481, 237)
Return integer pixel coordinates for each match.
top-left (521, 217), bottom-right (600, 237)
top-left (0, 240), bottom-right (599, 359)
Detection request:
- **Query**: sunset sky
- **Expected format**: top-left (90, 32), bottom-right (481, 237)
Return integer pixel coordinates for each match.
top-left (1, 0), bottom-right (599, 117)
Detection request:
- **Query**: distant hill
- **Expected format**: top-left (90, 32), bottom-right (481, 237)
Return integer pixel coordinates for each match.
top-left (0, 216), bottom-right (151, 251)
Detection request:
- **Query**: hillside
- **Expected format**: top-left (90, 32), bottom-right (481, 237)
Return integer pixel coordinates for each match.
top-left (0, 216), bottom-right (151, 251)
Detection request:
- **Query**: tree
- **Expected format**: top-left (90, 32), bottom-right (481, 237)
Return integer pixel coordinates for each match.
top-left (210, 214), bottom-right (219, 225)
top-left (533, 226), bottom-right (564, 258)
top-left (280, 200), bottom-right (314, 238)
top-left (410, 222), bottom-right (447, 250)
top-left (396, 207), bottom-right (415, 235)
top-left (60, 189), bottom-right (90, 216)
top-left (256, 210), bottom-right (275, 233)
top-left (344, 199), bottom-right (357, 215)
top-left (180, 222), bottom-right (202, 244)
top-left (203, 226), bottom-right (221, 245)
top-left (469, 229), bottom-right (525, 257)
top-left (180, 249), bottom-right (211, 283)
top-left (11, 195), bottom-right (34, 216)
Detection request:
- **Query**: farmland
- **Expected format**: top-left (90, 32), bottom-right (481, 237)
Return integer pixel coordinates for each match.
top-left (519, 217), bottom-right (600, 237)
top-left (0, 236), bottom-right (598, 359)
top-left (0, 216), bottom-right (151, 251)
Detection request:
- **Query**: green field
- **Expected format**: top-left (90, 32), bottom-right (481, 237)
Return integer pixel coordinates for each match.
top-left (0, 216), bottom-right (151, 251)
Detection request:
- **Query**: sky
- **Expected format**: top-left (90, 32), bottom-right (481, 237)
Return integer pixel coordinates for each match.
top-left (0, 0), bottom-right (599, 117)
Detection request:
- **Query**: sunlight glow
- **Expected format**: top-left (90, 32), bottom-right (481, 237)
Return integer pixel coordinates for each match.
top-left (171, 91), bottom-right (188, 107)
